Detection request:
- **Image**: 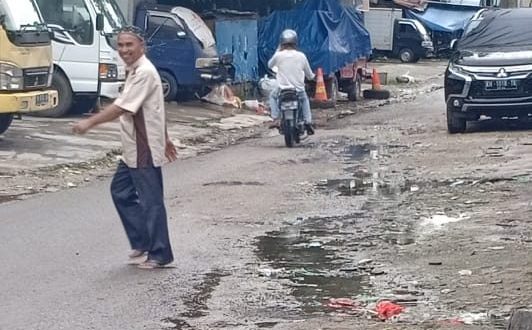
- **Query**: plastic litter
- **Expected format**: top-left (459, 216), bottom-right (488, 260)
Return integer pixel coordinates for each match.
top-left (201, 84), bottom-right (241, 108)
top-left (375, 300), bottom-right (405, 320)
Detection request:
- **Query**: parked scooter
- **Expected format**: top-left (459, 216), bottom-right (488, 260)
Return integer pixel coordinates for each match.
top-left (279, 88), bottom-right (306, 148)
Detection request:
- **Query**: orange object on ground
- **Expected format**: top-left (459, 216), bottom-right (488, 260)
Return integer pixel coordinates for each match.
top-left (376, 300), bottom-right (404, 320)
top-left (372, 67), bottom-right (382, 90)
top-left (314, 67), bottom-right (328, 102)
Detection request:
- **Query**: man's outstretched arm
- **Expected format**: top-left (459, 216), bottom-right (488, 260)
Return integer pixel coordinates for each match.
top-left (72, 104), bottom-right (125, 135)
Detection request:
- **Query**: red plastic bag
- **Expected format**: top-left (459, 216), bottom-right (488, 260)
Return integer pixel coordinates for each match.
top-left (376, 300), bottom-right (405, 320)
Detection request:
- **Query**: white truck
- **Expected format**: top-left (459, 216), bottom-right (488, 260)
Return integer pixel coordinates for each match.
top-left (33, 0), bottom-right (126, 117)
top-left (365, 8), bottom-right (434, 63)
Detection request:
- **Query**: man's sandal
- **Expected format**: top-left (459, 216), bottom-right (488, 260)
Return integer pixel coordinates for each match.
top-left (137, 260), bottom-right (171, 270)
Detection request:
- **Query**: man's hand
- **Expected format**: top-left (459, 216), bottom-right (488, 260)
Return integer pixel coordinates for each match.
top-left (165, 138), bottom-right (178, 162)
top-left (72, 119), bottom-right (93, 135)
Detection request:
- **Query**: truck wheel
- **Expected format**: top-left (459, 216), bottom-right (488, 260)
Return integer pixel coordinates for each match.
top-left (0, 113), bottom-right (14, 135)
top-left (399, 48), bottom-right (416, 63)
top-left (347, 75), bottom-right (362, 101)
top-left (31, 71), bottom-right (73, 118)
top-left (159, 71), bottom-right (178, 102)
top-left (447, 103), bottom-right (466, 134)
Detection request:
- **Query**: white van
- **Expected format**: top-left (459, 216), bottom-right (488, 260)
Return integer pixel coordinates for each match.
top-left (34, 0), bottom-right (126, 117)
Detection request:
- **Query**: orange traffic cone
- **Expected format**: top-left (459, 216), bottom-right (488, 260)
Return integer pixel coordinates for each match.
top-left (314, 67), bottom-right (328, 102)
top-left (372, 68), bottom-right (382, 91)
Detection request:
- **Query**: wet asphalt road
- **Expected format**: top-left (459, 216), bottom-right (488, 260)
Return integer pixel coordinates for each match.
top-left (1, 88), bottom-right (532, 329)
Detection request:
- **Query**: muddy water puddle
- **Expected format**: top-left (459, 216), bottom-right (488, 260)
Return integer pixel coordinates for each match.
top-left (255, 215), bottom-right (371, 315)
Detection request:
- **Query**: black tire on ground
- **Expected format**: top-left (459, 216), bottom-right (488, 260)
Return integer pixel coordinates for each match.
top-left (347, 75), bottom-right (362, 101)
top-left (399, 48), bottom-right (416, 63)
top-left (363, 88), bottom-right (391, 100)
top-left (446, 103), bottom-right (467, 134)
top-left (0, 113), bottom-right (14, 135)
top-left (159, 71), bottom-right (178, 102)
top-left (31, 71), bottom-right (73, 118)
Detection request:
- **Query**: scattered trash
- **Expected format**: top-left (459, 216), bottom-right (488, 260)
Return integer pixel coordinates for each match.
top-left (327, 297), bottom-right (359, 309)
top-left (459, 269), bottom-right (473, 276)
top-left (258, 267), bottom-right (284, 278)
top-left (450, 180), bottom-right (465, 187)
top-left (457, 312), bottom-right (488, 325)
top-left (67, 182), bottom-right (77, 188)
top-left (410, 185), bottom-right (420, 192)
top-left (201, 84), bottom-right (241, 108)
top-left (258, 75), bottom-right (278, 97)
top-left (428, 261), bottom-right (442, 266)
top-left (308, 242), bottom-right (322, 248)
top-left (376, 300), bottom-right (405, 320)
top-left (395, 72), bottom-right (416, 84)
top-left (358, 258), bottom-right (373, 265)
top-left (420, 214), bottom-right (468, 230)
top-left (488, 246), bottom-right (505, 250)
top-left (243, 100), bottom-right (268, 115)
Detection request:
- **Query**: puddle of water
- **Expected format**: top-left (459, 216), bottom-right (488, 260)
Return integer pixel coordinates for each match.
top-left (342, 144), bottom-right (376, 161)
top-left (255, 216), bottom-right (369, 315)
top-left (179, 271), bottom-right (228, 318)
top-left (316, 178), bottom-right (407, 197)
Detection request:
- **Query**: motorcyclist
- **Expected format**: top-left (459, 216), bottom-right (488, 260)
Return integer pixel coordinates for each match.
top-left (268, 29), bottom-right (315, 135)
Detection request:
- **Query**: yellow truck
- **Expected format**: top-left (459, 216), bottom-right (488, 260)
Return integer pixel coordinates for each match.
top-left (0, 0), bottom-right (58, 134)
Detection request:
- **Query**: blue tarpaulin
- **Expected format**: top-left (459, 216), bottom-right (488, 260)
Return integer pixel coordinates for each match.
top-left (405, 5), bottom-right (480, 33)
top-left (258, 0), bottom-right (371, 76)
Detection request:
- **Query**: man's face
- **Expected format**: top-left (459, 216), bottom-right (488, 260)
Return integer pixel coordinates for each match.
top-left (117, 33), bottom-right (144, 66)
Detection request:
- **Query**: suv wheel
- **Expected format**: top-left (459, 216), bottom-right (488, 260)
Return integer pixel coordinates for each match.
top-left (447, 103), bottom-right (467, 134)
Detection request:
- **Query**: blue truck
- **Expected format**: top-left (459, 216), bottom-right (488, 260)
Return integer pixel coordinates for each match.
top-left (134, 2), bottom-right (233, 101)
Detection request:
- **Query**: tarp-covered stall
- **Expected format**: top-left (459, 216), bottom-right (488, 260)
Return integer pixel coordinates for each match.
top-left (405, 5), bottom-right (479, 33)
top-left (258, 0), bottom-right (371, 76)
top-left (405, 4), bottom-right (480, 55)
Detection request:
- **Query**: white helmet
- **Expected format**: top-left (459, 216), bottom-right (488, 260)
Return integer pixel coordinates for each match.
top-left (280, 29), bottom-right (298, 47)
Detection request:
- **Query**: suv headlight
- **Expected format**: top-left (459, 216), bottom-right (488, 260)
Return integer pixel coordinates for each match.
top-left (448, 62), bottom-right (470, 78)
top-left (0, 63), bottom-right (23, 90)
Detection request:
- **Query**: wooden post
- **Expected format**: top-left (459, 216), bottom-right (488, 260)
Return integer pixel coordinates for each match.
top-left (508, 309), bottom-right (532, 330)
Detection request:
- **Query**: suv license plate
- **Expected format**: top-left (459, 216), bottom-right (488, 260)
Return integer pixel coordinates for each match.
top-left (485, 79), bottom-right (518, 91)
top-left (35, 93), bottom-right (49, 106)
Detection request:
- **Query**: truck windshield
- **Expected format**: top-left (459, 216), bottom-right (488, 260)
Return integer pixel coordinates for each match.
top-left (0, 0), bottom-right (45, 32)
top-left (92, 0), bottom-right (126, 34)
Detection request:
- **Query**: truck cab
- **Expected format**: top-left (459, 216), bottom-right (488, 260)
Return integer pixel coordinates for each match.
top-left (365, 8), bottom-right (433, 63)
top-left (0, 0), bottom-right (58, 135)
top-left (134, 3), bottom-right (233, 101)
top-left (33, 0), bottom-right (126, 117)
top-left (393, 18), bottom-right (434, 63)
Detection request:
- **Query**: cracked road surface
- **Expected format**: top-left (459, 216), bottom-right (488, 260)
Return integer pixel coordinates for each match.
top-left (1, 87), bottom-right (531, 329)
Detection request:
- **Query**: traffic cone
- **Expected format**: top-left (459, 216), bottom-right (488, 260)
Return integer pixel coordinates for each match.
top-left (372, 67), bottom-right (382, 91)
top-left (314, 67), bottom-right (328, 102)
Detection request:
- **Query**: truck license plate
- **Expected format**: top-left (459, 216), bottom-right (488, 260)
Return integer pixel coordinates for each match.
top-left (485, 79), bottom-right (518, 91)
top-left (35, 93), bottom-right (49, 106)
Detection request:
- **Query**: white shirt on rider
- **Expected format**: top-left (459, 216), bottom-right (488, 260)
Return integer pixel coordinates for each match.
top-left (268, 49), bottom-right (315, 92)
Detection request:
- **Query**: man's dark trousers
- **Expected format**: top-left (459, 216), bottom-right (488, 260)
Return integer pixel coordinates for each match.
top-left (110, 161), bottom-right (173, 264)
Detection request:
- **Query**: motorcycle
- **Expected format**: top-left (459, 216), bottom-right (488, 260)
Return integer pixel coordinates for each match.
top-left (279, 88), bottom-right (306, 148)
